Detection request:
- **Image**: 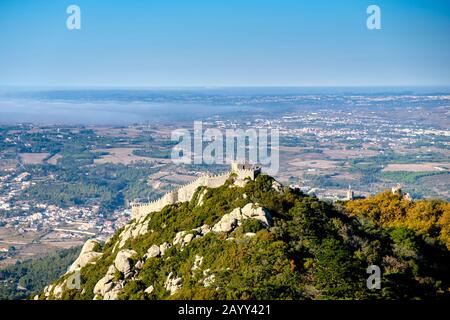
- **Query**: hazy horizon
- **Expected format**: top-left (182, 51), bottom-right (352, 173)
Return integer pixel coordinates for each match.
top-left (0, 87), bottom-right (448, 125)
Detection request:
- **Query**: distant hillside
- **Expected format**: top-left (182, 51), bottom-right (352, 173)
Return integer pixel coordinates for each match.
top-left (0, 246), bottom-right (81, 300)
top-left (38, 175), bottom-right (450, 300)
top-left (345, 191), bottom-right (450, 249)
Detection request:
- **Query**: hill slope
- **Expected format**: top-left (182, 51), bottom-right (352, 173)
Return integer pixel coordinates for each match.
top-left (0, 247), bottom-right (81, 300)
top-left (38, 175), bottom-right (450, 300)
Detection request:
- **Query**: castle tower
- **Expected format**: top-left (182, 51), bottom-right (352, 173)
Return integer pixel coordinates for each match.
top-left (392, 184), bottom-right (403, 196)
top-left (346, 186), bottom-right (354, 201)
top-left (231, 162), bottom-right (261, 180)
top-left (403, 192), bottom-right (413, 201)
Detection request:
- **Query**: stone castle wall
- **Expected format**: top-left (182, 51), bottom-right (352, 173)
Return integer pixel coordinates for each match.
top-left (131, 164), bottom-right (261, 220)
top-left (131, 172), bottom-right (230, 220)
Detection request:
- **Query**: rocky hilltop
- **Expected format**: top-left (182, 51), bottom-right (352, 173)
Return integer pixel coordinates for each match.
top-left (37, 174), bottom-right (450, 300)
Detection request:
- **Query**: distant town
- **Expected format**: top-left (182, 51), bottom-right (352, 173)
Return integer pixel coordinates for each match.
top-left (0, 90), bottom-right (449, 267)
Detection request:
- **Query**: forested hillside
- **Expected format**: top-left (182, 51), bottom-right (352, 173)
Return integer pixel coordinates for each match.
top-left (39, 175), bottom-right (450, 300)
top-left (345, 191), bottom-right (450, 249)
top-left (0, 246), bottom-right (81, 300)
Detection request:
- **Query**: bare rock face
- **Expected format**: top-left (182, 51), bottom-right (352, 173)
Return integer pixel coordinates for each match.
top-left (193, 224), bottom-right (211, 236)
top-left (67, 239), bottom-right (102, 273)
top-left (135, 260), bottom-right (144, 270)
top-left (191, 255), bottom-right (203, 272)
top-left (117, 220), bottom-right (149, 249)
top-left (145, 245), bottom-right (161, 258)
top-left (203, 274), bottom-right (216, 287)
top-left (93, 265), bottom-right (117, 297)
top-left (43, 284), bottom-right (53, 299)
top-left (183, 233), bottom-right (194, 244)
top-left (173, 231), bottom-right (187, 245)
top-left (114, 249), bottom-right (137, 278)
top-left (212, 203), bottom-right (272, 234)
top-left (202, 269), bottom-right (215, 287)
top-left (200, 224), bottom-right (211, 235)
top-left (144, 285), bottom-right (154, 294)
top-left (103, 283), bottom-right (123, 300)
top-left (272, 180), bottom-right (284, 193)
top-left (241, 203), bottom-right (272, 226)
top-left (53, 283), bottom-right (65, 299)
top-left (144, 242), bottom-right (172, 260)
top-left (93, 274), bottom-right (115, 296)
top-left (212, 214), bottom-right (239, 233)
top-left (165, 272), bottom-right (182, 295)
top-left (196, 189), bottom-right (208, 207)
top-left (159, 242), bottom-right (172, 255)
top-left (173, 231), bottom-right (196, 247)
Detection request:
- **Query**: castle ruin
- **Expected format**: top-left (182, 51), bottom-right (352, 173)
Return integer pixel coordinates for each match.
top-left (131, 162), bottom-right (261, 220)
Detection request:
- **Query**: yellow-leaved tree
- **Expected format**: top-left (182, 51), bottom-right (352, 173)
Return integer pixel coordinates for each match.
top-left (345, 191), bottom-right (450, 250)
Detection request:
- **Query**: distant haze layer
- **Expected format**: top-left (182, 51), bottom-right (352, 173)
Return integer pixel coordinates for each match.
top-left (0, 88), bottom-right (449, 125)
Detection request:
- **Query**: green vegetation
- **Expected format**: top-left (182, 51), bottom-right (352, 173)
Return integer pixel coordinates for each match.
top-left (381, 171), bottom-right (445, 184)
top-left (0, 126), bottom-right (168, 215)
top-left (304, 173), bottom-right (349, 189)
top-left (381, 171), bottom-right (449, 199)
top-left (0, 246), bottom-right (81, 300)
top-left (132, 144), bottom-right (175, 159)
top-left (345, 191), bottom-right (450, 250)
top-left (20, 163), bottom-right (160, 214)
top-left (43, 175), bottom-right (450, 300)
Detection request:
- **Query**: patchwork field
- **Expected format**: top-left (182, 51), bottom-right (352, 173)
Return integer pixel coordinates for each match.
top-left (288, 159), bottom-right (338, 169)
top-left (323, 149), bottom-right (379, 159)
top-left (94, 148), bottom-right (172, 165)
top-left (19, 153), bottom-right (50, 165)
top-left (0, 160), bottom-right (17, 170)
top-left (0, 227), bottom-right (84, 269)
top-left (93, 127), bottom-right (143, 138)
top-left (382, 163), bottom-right (450, 172)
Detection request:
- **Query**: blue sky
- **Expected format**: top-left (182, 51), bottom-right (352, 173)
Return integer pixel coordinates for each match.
top-left (0, 0), bottom-right (449, 87)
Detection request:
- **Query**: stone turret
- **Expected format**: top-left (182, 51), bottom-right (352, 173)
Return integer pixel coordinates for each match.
top-left (392, 183), bottom-right (413, 201)
top-left (231, 162), bottom-right (261, 180)
top-left (346, 186), bottom-right (354, 201)
top-left (392, 184), bottom-right (403, 196)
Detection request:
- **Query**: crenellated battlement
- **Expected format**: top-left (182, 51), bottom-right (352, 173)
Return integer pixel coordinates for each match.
top-left (131, 163), bottom-right (260, 220)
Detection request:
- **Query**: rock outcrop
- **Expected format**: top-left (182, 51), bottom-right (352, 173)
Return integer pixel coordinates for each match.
top-left (67, 239), bottom-right (102, 273)
top-left (191, 255), bottom-right (203, 272)
top-left (212, 203), bottom-right (272, 234)
top-left (38, 175), bottom-right (283, 300)
top-left (240, 203), bottom-right (272, 226)
top-left (114, 249), bottom-right (137, 278)
top-left (116, 218), bottom-right (149, 249)
top-left (145, 245), bottom-right (160, 258)
top-left (159, 242), bottom-right (172, 255)
top-left (173, 230), bottom-right (197, 247)
top-left (165, 272), bottom-right (182, 295)
top-left (93, 265), bottom-right (117, 298)
top-left (144, 285), bottom-right (154, 294)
